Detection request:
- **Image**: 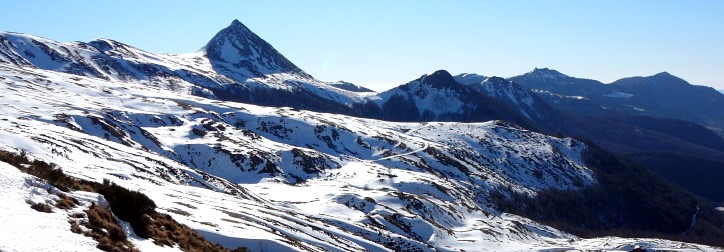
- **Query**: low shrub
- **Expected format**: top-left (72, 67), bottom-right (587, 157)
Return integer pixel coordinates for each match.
top-left (95, 179), bottom-right (156, 238)
top-left (72, 203), bottom-right (139, 252)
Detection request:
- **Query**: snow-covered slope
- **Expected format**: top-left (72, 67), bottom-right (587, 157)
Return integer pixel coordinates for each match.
top-left (457, 76), bottom-right (580, 134)
top-left (370, 70), bottom-right (532, 126)
top-left (453, 73), bottom-right (488, 86)
top-left (374, 70), bottom-right (473, 116)
top-left (0, 20), bottom-right (366, 109)
top-left (327, 81), bottom-right (375, 93)
top-left (1, 58), bottom-right (720, 251)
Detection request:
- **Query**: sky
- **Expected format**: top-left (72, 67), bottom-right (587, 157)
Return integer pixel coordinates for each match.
top-left (1, 1), bottom-right (723, 91)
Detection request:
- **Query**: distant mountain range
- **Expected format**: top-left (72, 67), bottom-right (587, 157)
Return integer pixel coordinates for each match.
top-left (1, 19), bottom-right (724, 251)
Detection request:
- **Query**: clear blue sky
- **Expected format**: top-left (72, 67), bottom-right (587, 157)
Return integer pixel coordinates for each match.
top-left (2, 1), bottom-right (723, 91)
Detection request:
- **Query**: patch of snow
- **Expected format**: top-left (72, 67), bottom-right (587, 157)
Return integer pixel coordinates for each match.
top-left (0, 162), bottom-right (98, 251)
top-left (604, 91), bottom-right (634, 98)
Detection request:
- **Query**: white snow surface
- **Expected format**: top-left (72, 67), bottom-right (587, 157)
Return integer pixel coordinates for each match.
top-left (453, 73), bottom-right (488, 85)
top-left (604, 91), bottom-right (634, 98)
top-left (0, 162), bottom-right (99, 252)
top-left (0, 161), bottom-right (183, 252)
top-left (0, 31), bottom-right (367, 106)
top-left (372, 77), bottom-right (468, 115)
top-left (0, 32), bottom-right (721, 251)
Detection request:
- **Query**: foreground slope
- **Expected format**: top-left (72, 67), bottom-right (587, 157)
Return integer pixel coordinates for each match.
top-left (0, 63), bottom-right (584, 251)
top-left (2, 63), bottom-right (721, 251)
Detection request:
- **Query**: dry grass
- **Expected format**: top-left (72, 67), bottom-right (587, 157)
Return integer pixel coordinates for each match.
top-left (69, 220), bottom-right (83, 234)
top-left (55, 193), bottom-right (79, 210)
top-left (142, 212), bottom-right (242, 251)
top-left (1, 150), bottom-right (249, 252)
top-left (165, 207), bottom-right (191, 217)
top-left (81, 203), bottom-right (139, 252)
top-left (30, 202), bottom-right (54, 213)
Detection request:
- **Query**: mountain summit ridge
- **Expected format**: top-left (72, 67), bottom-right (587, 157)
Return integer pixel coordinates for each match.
top-left (203, 19), bottom-right (310, 78)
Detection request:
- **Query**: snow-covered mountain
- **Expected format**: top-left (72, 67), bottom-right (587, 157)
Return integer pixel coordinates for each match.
top-left (203, 19), bottom-right (311, 79)
top-left (0, 63), bottom-right (586, 250)
top-left (510, 68), bottom-right (724, 133)
top-left (1, 20), bottom-right (724, 251)
top-left (327, 81), bottom-right (375, 93)
top-left (4, 57), bottom-right (721, 251)
top-left (370, 70), bottom-right (532, 126)
top-left (0, 20), bottom-right (367, 114)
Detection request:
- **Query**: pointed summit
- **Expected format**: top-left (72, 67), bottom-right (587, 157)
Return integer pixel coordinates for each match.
top-left (203, 19), bottom-right (310, 78)
top-left (419, 70), bottom-right (458, 89)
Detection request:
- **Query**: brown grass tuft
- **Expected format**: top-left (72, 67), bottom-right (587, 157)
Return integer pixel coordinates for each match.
top-left (143, 212), bottom-right (245, 251)
top-left (30, 202), bottom-right (54, 213)
top-left (69, 220), bottom-right (83, 234)
top-left (55, 193), bottom-right (79, 209)
top-left (82, 203), bottom-right (139, 252)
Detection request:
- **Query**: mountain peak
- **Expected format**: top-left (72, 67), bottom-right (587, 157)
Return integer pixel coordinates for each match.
top-left (649, 71), bottom-right (689, 85)
top-left (653, 71), bottom-right (673, 77)
top-left (527, 67), bottom-right (569, 79)
top-left (203, 19), bottom-right (309, 78)
top-left (612, 71), bottom-right (690, 88)
top-left (484, 76), bottom-right (508, 83)
top-left (420, 70), bottom-right (457, 87)
top-left (225, 19), bottom-right (252, 33)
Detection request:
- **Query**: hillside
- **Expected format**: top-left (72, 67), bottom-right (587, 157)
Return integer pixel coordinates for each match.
top-left (1, 20), bottom-right (724, 251)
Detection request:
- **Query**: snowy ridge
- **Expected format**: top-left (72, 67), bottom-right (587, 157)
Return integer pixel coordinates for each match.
top-left (453, 73), bottom-right (488, 85)
top-left (512, 67), bottom-right (570, 80)
top-left (0, 61), bottom-right (719, 251)
top-left (327, 81), bottom-right (375, 93)
top-left (0, 23), bottom-right (366, 106)
top-left (373, 70), bottom-right (476, 116)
